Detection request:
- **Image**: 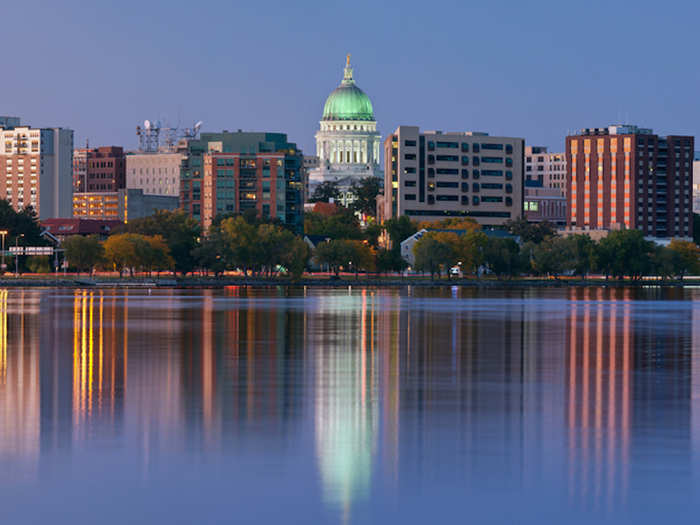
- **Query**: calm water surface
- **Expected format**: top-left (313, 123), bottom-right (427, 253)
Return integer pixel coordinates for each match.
top-left (0, 286), bottom-right (699, 524)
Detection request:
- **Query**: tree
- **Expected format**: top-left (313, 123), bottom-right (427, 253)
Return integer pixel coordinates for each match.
top-left (349, 176), bottom-right (381, 217)
top-left (375, 248), bottom-right (407, 275)
top-left (62, 235), bottom-right (104, 275)
top-left (595, 230), bottom-right (655, 280)
top-left (219, 216), bottom-right (257, 275)
top-left (283, 237), bottom-right (310, 280)
top-left (104, 234), bottom-right (142, 276)
top-left (453, 230), bottom-right (487, 276)
top-left (315, 239), bottom-right (354, 277)
top-left (383, 215), bottom-right (418, 250)
top-left (309, 181), bottom-right (341, 203)
top-left (530, 237), bottom-right (574, 278)
top-left (304, 208), bottom-right (363, 240)
top-left (413, 233), bottom-right (456, 279)
top-left (567, 234), bottom-right (596, 278)
top-left (118, 210), bottom-right (200, 275)
top-left (142, 236), bottom-right (174, 275)
top-left (667, 239), bottom-right (700, 279)
top-left (345, 240), bottom-right (375, 278)
top-left (504, 217), bottom-right (557, 244)
top-left (0, 200), bottom-right (49, 272)
top-left (482, 238), bottom-right (521, 278)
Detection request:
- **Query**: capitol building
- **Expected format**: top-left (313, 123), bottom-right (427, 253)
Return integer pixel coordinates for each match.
top-left (308, 55), bottom-right (383, 205)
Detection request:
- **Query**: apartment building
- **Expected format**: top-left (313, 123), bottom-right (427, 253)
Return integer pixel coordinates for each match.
top-left (382, 126), bottom-right (524, 227)
top-left (0, 126), bottom-right (74, 218)
top-left (126, 150), bottom-right (184, 197)
top-left (73, 146), bottom-right (126, 192)
top-left (180, 131), bottom-right (304, 231)
top-left (525, 146), bottom-right (566, 196)
top-left (566, 125), bottom-right (694, 238)
top-left (524, 187), bottom-right (567, 225)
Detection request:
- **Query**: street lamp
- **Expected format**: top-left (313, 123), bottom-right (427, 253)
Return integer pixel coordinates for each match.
top-left (0, 230), bottom-right (7, 275)
top-left (15, 234), bottom-right (24, 277)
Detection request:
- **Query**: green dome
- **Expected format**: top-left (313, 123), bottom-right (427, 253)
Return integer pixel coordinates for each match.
top-left (322, 57), bottom-right (374, 122)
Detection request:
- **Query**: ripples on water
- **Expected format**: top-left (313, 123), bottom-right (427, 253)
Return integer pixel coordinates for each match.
top-left (0, 286), bottom-right (698, 524)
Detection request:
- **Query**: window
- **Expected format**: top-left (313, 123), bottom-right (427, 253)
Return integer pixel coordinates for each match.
top-left (481, 170), bottom-right (503, 177)
top-left (436, 141), bottom-right (458, 149)
top-left (461, 183), bottom-right (469, 192)
top-left (428, 168), bottom-right (435, 178)
top-left (473, 196), bottom-right (480, 205)
top-left (461, 143), bottom-right (470, 153)
top-left (436, 195), bottom-right (458, 201)
top-left (436, 181), bottom-right (458, 188)
top-left (405, 180), bottom-right (416, 187)
top-left (505, 184), bottom-right (512, 194)
top-left (481, 183), bottom-right (503, 190)
top-left (505, 197), bottom-right (513, 206)
top-left (506, 144), bottom-right (513, 154)
top-left (461, 195), bottom-right (469, 205)
top-left (405, 140), bottom-right (417, 147)
top-left (461, 169), bottom-right (469, 179)
top-left (428, 155), bottom-right (435, 165)
top-left (481, 196), bottom-right (503, 203)
top-left (427, 194), bottom-right (435, 204)
top-left (481, 157), bottom-right (503, 164)
top-left (428, 141), bottom-right (435, 151)
top-left (505, 158), bottom-right (513, 167)
top-left (472, 157), bottom-right (480, 166)
top-left (404, 167), bottom-right (416, 174)
top-left (473, 144), bottom-right (480, 153)
top-left (436, 168), bottom-right (459, 175)
top-left (436, 155), bottom-right (459, 162)
top-left (481, 143), bottom-right (503, 150)
top-left (473, 183), bottom-right (480, 192)
top-left (405, 153), bottom-right (416, 160)
top-left (505, 171), bottom-right (513, 180)
top-left (473, 170), bottom-right (480, 179)
top-left (461, 156), bottom-right (469, 166)
top-left (428, 182), bottom-right (435, 191)
top-left (405, 194), bottom-right (417, 200)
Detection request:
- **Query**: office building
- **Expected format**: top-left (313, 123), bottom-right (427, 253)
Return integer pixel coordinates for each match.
top-left (525, 146), bottom-right (566, 196)
top-left (126, 149), bottom-right (185, 197)
top-left (307, 56), bottom-right (382, 206)
top-left (73, 146), bottom-right (126, 192)
top-left (180, 131), bottom-right (304, 231)
top-left (566, 125), bottom-right (694, 238)
top-left (381, 126), bottom-right (524, 227)
top-left (72, 188), bottom-right (178, 222)
top-left (0, 126), bottom-right (74, 218)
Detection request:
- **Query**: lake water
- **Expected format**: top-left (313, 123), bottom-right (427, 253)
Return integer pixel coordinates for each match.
top-left (0, 286), bottom-right (699, 524)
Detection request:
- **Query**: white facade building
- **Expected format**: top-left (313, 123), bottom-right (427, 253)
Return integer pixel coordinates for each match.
top-left (308, 56), bottom-right (382, 205)
top-left (126, 152), bottom-right (183, 197)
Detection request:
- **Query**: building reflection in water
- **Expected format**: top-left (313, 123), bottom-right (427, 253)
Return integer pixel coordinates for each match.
top-left (0, 290), bottom-right (41, 479)
top-left (314, 289), bottom-right (379, 518)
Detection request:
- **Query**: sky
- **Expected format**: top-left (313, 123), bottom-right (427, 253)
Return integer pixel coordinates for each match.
top-left (3, 0), bottom-right (699, 154)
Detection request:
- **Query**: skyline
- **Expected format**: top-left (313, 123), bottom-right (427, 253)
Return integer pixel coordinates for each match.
top-left (3, 0), bottom-right (699, 154)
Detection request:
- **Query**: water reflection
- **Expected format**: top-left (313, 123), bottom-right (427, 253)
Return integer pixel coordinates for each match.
top-left (0, 286), bottom-right (697, 523)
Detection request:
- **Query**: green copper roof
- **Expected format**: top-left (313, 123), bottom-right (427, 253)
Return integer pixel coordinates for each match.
top-left (322, 56), bottom-right (374, 122)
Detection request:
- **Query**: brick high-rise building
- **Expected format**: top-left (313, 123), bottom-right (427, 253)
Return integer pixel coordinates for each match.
top-left (0, 125), bottom-right (73, 218)
top-left (381, 126), bottom-right (524, 227)
top-left (566, 125), bottom-right (694, 238)
top-left (73, 146), bottom-right (126, 192)
top-left (180, 131), bottom-right (304, 231)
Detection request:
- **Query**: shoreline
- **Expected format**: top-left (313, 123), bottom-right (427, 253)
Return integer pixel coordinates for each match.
top-left (0, 276), bottom-right (697, 288)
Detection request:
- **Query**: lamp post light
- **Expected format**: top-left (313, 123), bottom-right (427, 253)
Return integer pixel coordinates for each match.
top-left (15, 233), bottom-right (24, 277)
top-left (0, 230), bottom-right (7, 275)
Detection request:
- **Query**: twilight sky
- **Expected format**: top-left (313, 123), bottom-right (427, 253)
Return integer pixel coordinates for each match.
top-left (3, 0), bottom-right (699, 154)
